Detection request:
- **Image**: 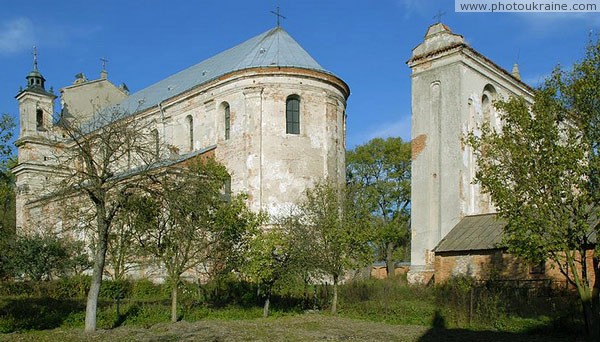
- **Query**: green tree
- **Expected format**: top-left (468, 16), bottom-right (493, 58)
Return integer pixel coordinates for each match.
top-left (467, 39), bottom-right (600, 338)
top-left (8, 233), bottom-right (88, 281)
top-left (242, 212), bottom-right (314, 317)
top-left (130, 158), bottom-right (264, 322)
top-left (56, 108), bottom-right (157, 332)
top-left (300, 182), bottom-right (372, 314)
top-left (346, 137), bottom-right (411, 276)
top-left (0, 114), bottom-right (16, 280)
top-left (243, 226), bottom-right (291, 317)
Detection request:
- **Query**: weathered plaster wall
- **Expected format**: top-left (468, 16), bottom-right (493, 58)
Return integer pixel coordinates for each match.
top-left (16, 68), bottom-right (348, 233)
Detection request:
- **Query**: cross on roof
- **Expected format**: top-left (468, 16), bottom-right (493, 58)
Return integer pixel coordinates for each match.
top-left (100, 57), bottom-right (108, 71)
top-left (33, 46), bottom-right (38, 70)
top-left (433, 10), bottom-right (446, 23)
top-left (270, 6), bottom-right (286, 27)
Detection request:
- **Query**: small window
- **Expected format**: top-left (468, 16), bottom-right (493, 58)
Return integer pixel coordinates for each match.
top-left (286, 95), bottom-right (300, 134)
top-left (529, 260), bottom-right (546, 274)
top-left (224, 104), bottom-right (231, 140)
top-left (36, 109), bottom-right (44, 131)
top-left (186, 115), bottom-right (193, 151)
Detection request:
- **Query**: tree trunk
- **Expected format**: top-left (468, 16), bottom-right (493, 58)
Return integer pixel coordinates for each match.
top-left (84, 205), bottom-right (110, 333)
top-left (386, 242), bottom-right (396, 277)
top-left (171, 283), bottom-right (178, 322)
top-left (263, 291), bottom-right (271, 318)
top-left (582, 298), bottom-right (599, 339)
top-left (331, 277), bottom-right (338, 314)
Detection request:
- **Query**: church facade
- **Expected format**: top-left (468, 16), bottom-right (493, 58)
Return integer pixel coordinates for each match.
top-left (407, 23), bottom-right (535, 284)
top-left (13, 27), bottom-right (349, 233)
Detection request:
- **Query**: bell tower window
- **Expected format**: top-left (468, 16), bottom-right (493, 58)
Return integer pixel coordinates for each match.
top-left (36, 109), bottom-right (44, 131)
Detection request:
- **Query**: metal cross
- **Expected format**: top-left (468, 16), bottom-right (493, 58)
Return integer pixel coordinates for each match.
top-left (433, 10), bottom-right (446, 23)
top-left (100, 57), bottom-right (109, 71)
top-left (33, 46), bottom-right (38, 70)
top-left (270, 6), bottom-right (286, 27)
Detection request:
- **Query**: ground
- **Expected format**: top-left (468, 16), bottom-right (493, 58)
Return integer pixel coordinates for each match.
top-left (0, 314), bottom-right (577, 342)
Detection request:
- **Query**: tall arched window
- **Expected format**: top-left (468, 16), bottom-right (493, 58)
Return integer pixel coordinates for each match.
top-left (286, 95), bottom-right (300, 134)
top-left (186, 115), bottom-right (194, 151)
top-left (224, 104), bottom-right (231, 140)
top-left (151, 129), bottom-right (159, 160)
top-left (36, 109), bottom-right (44, 131)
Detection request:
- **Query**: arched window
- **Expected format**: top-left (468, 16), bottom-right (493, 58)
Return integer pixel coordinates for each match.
top-left (186, 115), bottom-right (194, 151)
top-left (36, 109), bottom-right (44, 131)
top-left (286, 95), bottom-right (300, 134)
top-left (151, 129), bottom-right (159, 160)
top-left (481, 84), bottom-right (497, 130)
top-left (224, 104), bottom-right (231, 140)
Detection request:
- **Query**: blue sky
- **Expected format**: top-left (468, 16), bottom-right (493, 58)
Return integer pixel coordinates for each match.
top-left (1, 0), bottom-right (599, 149)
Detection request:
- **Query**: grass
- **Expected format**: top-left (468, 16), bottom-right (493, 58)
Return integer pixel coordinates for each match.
top-left (0, 315), bottom-right (580, 342)
top-left (0, 276), bottom-right (587, 340)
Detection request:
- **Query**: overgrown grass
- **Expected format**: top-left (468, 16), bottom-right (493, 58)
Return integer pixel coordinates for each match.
top-left (0, 275), bottom-right (585, 339)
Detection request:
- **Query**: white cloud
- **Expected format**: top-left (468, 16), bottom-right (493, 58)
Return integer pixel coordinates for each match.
top-left (0, 18), bottom-right (35, 55)
top-left (516, 12), bottom-right (600, 35)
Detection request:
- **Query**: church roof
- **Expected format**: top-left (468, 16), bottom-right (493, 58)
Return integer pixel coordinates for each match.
top-left (116, 27), bottom-right (331, 116)
top-left (435, 214), bottom-right (506, 253)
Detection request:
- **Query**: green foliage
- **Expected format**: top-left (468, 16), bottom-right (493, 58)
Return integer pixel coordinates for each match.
top-left (301, 182), bottom-right (373, 282)
top-left (129, 158), bottom-right (265, 321)
top-left (7, 234), bottom-right (90, 281)
top-left (346, 137), bottom-right (412, 271)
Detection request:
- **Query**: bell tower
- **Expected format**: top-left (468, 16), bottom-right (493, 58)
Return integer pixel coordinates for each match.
top-left (13, 47), bottom-right (57, 232)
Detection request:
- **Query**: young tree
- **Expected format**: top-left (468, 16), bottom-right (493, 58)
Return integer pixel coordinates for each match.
top-left (130, 158), bottom-right (264, 322)
top-left (467, 39), bottom-right (600, 338)
top-left (55, 108), bottom-right (157, 332)
top-left (300, 182), bottom-right (372, 314)
top-left (242, 212), bottom-right (314, 317)
top-left (243, 226), bottom-right (291, 318)
top-left (346, 137), bottom-right (411, 276)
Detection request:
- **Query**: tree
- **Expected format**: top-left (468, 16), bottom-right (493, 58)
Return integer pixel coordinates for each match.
top-left (242, 212), bottom-right (314, 317)
top-left (0, 114), bottom-right (16, 280)
top-left (467, 39), bottom-right (600, 338)
top-left (56, 108), bottom-right (157, 332)
top-left (347, 137), bottom-right (411, 276)
top-left (130, 158), bottom-right (264, 322)
top-left (8, 233), bottom-right (89, 281)
top-left (299, 182), bottom-right (372, 314)
top-left (243, 226), bottom-right (291, 317)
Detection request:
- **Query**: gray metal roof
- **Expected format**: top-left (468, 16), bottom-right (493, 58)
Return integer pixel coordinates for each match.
top-left (114, 27), bottom-right (330, 116)
top-left (435, 214), bottom-right (506, 253)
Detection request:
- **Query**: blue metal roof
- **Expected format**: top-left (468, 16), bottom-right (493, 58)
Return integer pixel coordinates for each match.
top-left (115, 27), bottom-right (331, 116)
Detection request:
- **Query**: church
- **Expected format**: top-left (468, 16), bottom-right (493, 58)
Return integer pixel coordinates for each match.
top-left (13, 26), bottom-right (349, 233)
top-left (15, 20), bottom-right (586, 285)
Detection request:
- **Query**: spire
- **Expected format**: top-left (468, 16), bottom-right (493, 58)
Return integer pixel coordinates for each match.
top-left (33, 46), bottom-right (39, 71)
top-left (511, 63), bottom-right (521, 81)
top-left (25, 46), bottom-right (47, 91)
